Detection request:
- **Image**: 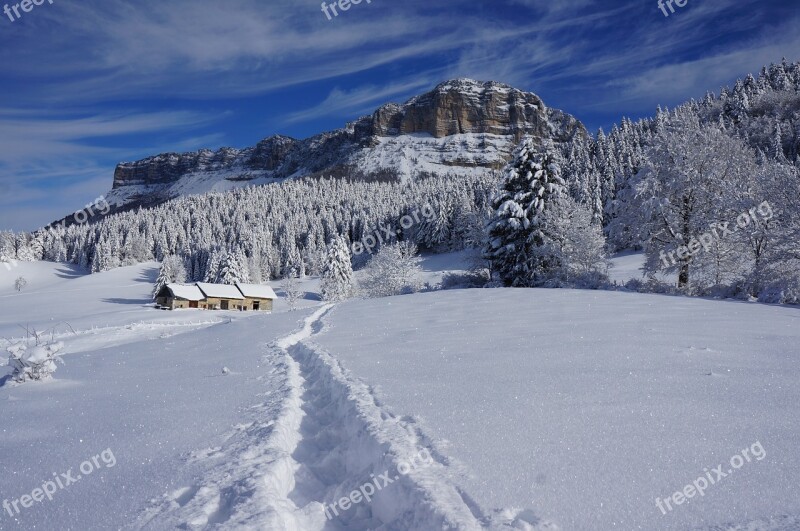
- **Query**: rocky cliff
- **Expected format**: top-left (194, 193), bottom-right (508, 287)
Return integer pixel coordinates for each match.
top-left (107, 79), bottom-right (587, 209)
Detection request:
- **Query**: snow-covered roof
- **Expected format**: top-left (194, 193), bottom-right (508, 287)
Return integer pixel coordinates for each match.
top-left (196, 282), bottom-right (244, 300)
top-left (235, 283), bottom-right (277, 299)
top-left (165, 283), bottom-right (205, 301)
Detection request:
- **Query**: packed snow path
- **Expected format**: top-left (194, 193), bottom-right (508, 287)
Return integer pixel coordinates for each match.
top-left (136, 305), bottom-right (548, 530)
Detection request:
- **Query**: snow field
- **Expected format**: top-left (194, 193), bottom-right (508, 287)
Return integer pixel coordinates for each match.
top-left (3, 255), bottom-right (799, 530)
top-left (137, 304), bottom-right (488, 530)
top-left (313, 288), bottom-right (800, 530)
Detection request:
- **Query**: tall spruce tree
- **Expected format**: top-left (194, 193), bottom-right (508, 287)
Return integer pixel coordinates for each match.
top-left (152, 255), bottom-right (187, 299)
top-left (484, 138), bottom-right (566, 286)
top-left (217, 251), bottom-right (249, 285)
top-left (320, 236), bottom-right (354, 302)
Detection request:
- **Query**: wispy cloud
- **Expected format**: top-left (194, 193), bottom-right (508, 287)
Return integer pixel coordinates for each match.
top-left (283, 79), bottom-right (435, 124)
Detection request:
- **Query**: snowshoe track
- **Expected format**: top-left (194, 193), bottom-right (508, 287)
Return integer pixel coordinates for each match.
top-left (132, 305), bottom-right (549, 530)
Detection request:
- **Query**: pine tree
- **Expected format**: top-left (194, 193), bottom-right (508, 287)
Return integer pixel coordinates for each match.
top-left (152, 255), bottom-right (187, 299)
top-left (217, 251), bottom-right (249, 285)
top-left (280, 268), bottom-right (304, 311)
top-left (203, 250), bottom-right (222, 283)
top-left (320, 235), bottom-right (354, 302)
top-left (484, 138), bottom-right (566, 287)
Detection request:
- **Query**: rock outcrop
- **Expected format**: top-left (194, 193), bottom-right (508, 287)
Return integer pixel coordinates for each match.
top-left (107, 79), bottom-right (587, 209)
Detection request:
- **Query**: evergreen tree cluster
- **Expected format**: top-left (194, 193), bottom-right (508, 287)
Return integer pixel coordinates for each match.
top-left (3, 173), bottom-right (496, 282)
top-left (560, 58), bottom-right (800, 251)
top-left (485, 139), bottom-right (608, 287)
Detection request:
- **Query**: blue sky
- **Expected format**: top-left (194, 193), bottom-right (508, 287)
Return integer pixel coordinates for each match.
top-left (0, 0), bottom-right (797, 231)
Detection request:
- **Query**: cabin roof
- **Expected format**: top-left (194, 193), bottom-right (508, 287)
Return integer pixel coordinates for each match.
top-left (196, 282), bottom-right (245, 300)
top-left (165, 283), bottom-right (205, 301)
top-left (235, 283), bottom-right (277, 299)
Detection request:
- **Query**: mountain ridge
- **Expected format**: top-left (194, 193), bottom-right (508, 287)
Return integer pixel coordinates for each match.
top-left (104, 79), bottom-right (588, 212)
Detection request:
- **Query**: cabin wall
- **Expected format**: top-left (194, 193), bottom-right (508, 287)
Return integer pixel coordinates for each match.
top-left (156, 297), bottom-right (193, 310)
top-left (201, 297), bottom-right (243, 310)
top-left (241, 297), bottom-right (273, 311)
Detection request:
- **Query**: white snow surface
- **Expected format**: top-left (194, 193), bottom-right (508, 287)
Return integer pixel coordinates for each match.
top-left (1, 256), bottom-right (799, 530)
top-left (235, 282), bottom-right (278, 300)
top-left (312, 289), bottom-right (800, 530)
top-left (354, 133), bottom-right (513, 183)
top-left (164, 283), bottom-right (206, 301)
top-left (196, 282), bottom-right (246, 300)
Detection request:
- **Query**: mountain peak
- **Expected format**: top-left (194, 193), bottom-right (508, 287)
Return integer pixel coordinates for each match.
top-left (106, 80), bottom-right (587, 212)
top-left (430, 78), bottom-right (515, 94)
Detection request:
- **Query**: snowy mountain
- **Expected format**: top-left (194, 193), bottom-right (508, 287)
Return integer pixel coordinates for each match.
top-left (105, 79), bottom-right (587, 211)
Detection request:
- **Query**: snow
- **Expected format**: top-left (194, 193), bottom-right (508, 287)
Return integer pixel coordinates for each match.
top-left (164, 283), bottom-right (205, 301)
top-left (2, 257), bottom-right (799, 530)
top-left (609, 251), bottom-right (677, 285)
top-left (196, 282), bottom-right (245, 300)
top-left (355, 132), bottom-right (513, 183)
top-left (312, 288), bottom-right (800, 530)
top-left (235, 282), bottom-right (277, 299)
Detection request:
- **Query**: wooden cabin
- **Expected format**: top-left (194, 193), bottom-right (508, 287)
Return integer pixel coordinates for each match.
top-left (195, 282), bottom-right (245, 310)
top-left (235, 283), bottom-right (277, 311)
top-left (156, 282), bottom-right (277, 311)
top-left (155, 283), bottom-right (206, 310)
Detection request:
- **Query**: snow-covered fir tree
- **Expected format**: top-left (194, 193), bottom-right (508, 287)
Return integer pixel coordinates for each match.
top-left (484, 138), bottom-right (566, 287)
top-left (152, 255), bottom-right (188, 299)
top-left (320, 236), bottom-right (354, 302)
top-left (217, 251), bottom-right (250, 285)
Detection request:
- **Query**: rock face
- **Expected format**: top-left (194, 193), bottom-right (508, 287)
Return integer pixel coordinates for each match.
top-left (108, 79), bottom-right (587, 209)
top-left (360, 79), bottom-right (552, 139)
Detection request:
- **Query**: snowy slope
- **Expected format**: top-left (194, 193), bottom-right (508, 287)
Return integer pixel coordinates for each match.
top-left (0, 261), bottom-right (270, 362)
top-left (608, 251), bottom-right (677, 285)
top-left (313, 289), bottom-right (800, 530)
top-left (0, 307), bottom-right (310, 529)
top-left (3, 258), bottom-right (799, 530)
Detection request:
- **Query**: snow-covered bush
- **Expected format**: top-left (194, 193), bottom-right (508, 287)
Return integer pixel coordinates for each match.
top-left (359, 241), bottom-right (423, 297)
top-left (14, 276), bottom-right (27, 292)
top-left (440, 270), bottom-right (490, 290)
top-left (755, 263), bottom-right (800, 305)
top-left (7, 341), bottom-right (65, 383)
